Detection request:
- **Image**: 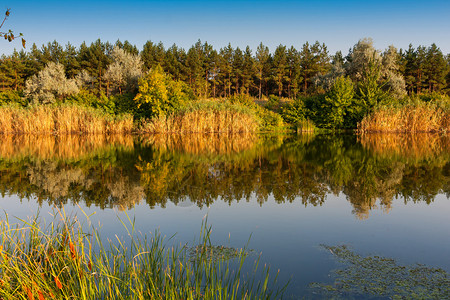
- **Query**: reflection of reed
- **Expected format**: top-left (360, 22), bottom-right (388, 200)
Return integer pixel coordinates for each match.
top-left (0, 135), bottom-right (134, 160)
top-left (358, 133), bottom-right (449, 161)
top-left (142, 133), bottom-right (259, 155)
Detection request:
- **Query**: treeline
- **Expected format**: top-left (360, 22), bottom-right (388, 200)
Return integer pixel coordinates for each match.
top-left (0, 38), bottom-right (449, 131)
top-left (2, 38), bottom-right (449, 98)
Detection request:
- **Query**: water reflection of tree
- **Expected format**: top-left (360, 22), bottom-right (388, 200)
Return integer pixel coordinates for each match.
top-left (0, 133), bottom-right (448, 218)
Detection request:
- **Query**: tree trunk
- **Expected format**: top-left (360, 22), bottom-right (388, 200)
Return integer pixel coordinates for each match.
top-left (259, 69), bottom-right (262, 100)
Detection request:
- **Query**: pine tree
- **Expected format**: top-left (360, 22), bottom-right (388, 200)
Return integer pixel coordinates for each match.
top-left (186, 40), bottom-right (204, 97)
top-left (241, 46), bottom-right (255, 95)
top-left (287, 46), bottom-right (301, 99)
top-left (424, 43), bottom-right (448, 92)
top-left (232, 47), bottom-right (244, 95)
top-left (0, 51), bottom-right (26, 91)
top-left (141, 41), bottom-right (165, 72)
top-left (202, 41), bottom-right (214, 98)
top-left (272, 44), bottom-right (288, 97)
top-left (300, 41), bottom-right (330, 95)
top-left (219, 44), bottom-right (234, 97)
top-left (62, 42), bottom-right (81, 79)
top-left (255, 42), bottom-right (270, 99)
top-left (400, 44), bottom-right (417, 94)
top-left (77, 39), bottom-right (112, 94)
top-left (164, 44), bottom-right (187, 82)
top-left (208, 49), bottom-right (220, 98)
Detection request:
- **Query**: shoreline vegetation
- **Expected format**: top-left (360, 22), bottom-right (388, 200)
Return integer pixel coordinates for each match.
top-left (1, 38), bottom-right (449, 134)
top-left (0, 210), bottom-right (285, 299)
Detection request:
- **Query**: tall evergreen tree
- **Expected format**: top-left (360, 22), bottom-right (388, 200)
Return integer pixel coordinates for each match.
top-left (77, 39), bottom-right (112, 94)
top-left (400, 44), bottom-right (418, 94)
top-left (202, 41), bottom-right (215, 98)
top-left (208, 49), bottom-right (220, 98)
top-left (186, 40), bottom-right (205, 97)
top-left (255, 42), bottom-right (270, 99)
top-left (232, 47), bottom-right (244, 95)
top-left (272, 44), bottom-right (288, 97)
top-left (141, 41), bottom-right (165, 71)
top-left (62, 42), bottom-right (80, 79)
top-left (287, 46), bottom-right (302, 99)
top-left (300, 41), bottom-right (330, 95)
top-left (424, 43), bottom-right (448, 92)
top-left (219, 44), bottom-right (234, 97)
top-left (164, 44), bottom-right (187, 81)
top-left (241, 46), bottom-right (255, 95)
top-left (0, 50), bottom-right (26, 90)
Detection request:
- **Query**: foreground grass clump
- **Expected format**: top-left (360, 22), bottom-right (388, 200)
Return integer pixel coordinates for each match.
top-left (0, 104), bottom-right (133, 134)
top-left (358, 101), bottom-right (450, 133)
top-left (0, 211), bottom-right (285, 300)
top-left (138, 100), bottom-right (261, 133)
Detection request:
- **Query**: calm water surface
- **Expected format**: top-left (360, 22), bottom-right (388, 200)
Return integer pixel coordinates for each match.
top-left (0, 133), bottom-right (449, 298)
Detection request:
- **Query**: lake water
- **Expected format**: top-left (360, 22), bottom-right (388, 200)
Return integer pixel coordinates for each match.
top-left (0, 133), bottom-right (449, 299)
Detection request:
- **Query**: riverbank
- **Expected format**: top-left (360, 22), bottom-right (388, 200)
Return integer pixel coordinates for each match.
top-left (0, 92), bottom-right (449, 134)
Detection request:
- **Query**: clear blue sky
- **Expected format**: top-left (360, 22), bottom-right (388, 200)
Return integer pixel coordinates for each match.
top-left (2, 0), bottom-right (450, 56)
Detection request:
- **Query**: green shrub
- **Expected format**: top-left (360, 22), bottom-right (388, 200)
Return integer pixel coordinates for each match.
top-left (110, 93), bottom-right (137, 115)
top-left (280, 98), bottom-right (307, 125)
top-left (66, 90), bottom-right (116, 115)
top-left (322, 76), bottom-right (355, 129)
top-left (266, 95), bottom-right (281, 111)
top-left (0, 90), bottom-right (28, 106)
top-left (229, 94), bottom-right (284, 131)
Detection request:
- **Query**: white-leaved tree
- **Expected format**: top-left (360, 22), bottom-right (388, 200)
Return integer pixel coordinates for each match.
top-left (24, 62), bottom-right (79, 104)
top-left (76, 69), bottom-right (94, 88)
top-left (104, 46), bottom-right (143, 95)
top-left (346, 38), bottom-right (406, 98)
top-left (313, 62), bottom-right (346, 92)
top-left (382, 45), bottom-right (407, 98)
top-left (346, 38), bottom-right (382, 81)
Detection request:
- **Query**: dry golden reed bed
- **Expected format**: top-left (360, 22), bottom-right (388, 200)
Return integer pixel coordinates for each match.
top-left (0, 105), bottom-right (133, 134)
top-left (139, 110), bottom-right (259, 133)
top-left (358, 104), bottom-right (450, 133)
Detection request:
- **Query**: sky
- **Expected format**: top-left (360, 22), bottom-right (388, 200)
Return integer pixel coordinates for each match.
top-left (1, 0), bottom-right (450, 56)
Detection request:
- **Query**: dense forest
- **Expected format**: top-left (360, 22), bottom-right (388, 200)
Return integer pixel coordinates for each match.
top-left (0, 38), bottom-right (449, 131)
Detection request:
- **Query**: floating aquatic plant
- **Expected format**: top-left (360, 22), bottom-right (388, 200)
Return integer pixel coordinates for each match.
top-left (310, 245), bottom-right (450, 299)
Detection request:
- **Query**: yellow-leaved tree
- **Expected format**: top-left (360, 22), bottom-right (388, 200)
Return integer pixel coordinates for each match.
top-left (134, 65), bottom-right (190, 118)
